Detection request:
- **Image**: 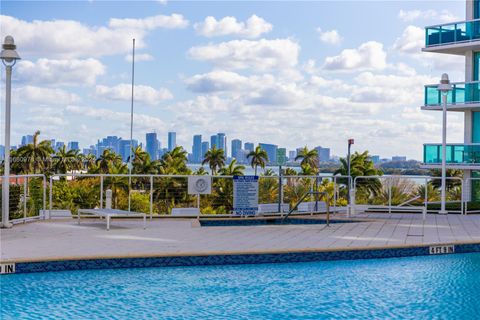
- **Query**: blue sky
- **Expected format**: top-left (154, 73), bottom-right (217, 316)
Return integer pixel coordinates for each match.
top-left (0, 0), bottom-right (467, 159)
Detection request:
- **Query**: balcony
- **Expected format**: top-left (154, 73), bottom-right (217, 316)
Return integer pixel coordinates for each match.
top-left (423, 144), bottom-right (480, 167)
top-left (423, 81), bottom-right (480, 110)
top-left (423, 19), bottom-right (480, 54)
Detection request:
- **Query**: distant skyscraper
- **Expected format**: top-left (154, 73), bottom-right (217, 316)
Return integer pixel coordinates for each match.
top-left (217, 133), bottom-right (226, 155)
top-left (192, 135), bottom-right (202, 163)
top-left (21, 135), bottom-right (33, 146)
top-left (0, 145), bottom-right (5, 161)
top-left (201, 141), bottom-right (209, 160)
top-left (231, 139), bottom-right (242, 159)
top-left (244, 142), bottom-right (254, 153)
top-left (210, 135), bottom-right (218, 149)
top-left (288, 150), bottom-right (296, 160)
top-left (370, 155), bottom-right (380, 164)
top-left (277, 148), bottom-right (287, 165)
top-left (314, 146), bottom-right (330, 162)
top-left (68, 141), bottom-right (79, 151)
top-left (55, 141), bottom-right (65, 152)
top-left (168, 132), bottom-right (176, 151)
top-left (259, 143), bottom-right (278, 165)
top-left (146, 132), bottom-right (159, 160)
top-left (119, 139), bottom-right (138, 162)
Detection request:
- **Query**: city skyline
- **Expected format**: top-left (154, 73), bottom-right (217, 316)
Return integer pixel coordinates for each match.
top-left (0, 1), bottom-right (464, 160)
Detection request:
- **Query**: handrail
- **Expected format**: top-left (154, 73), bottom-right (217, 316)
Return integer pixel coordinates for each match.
top-left (398, 195), bottom-right (421, 207)
top-left (282, 191), bottom-right (329, 223)
top-left (425, 18), bottom-right (480, 29)
top-left (425, 80), bottom-right (480, 87)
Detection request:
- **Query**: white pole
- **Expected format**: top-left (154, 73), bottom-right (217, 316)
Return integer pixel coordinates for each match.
top-left (2, 65), bottom-right (12, 228)
top-left (128, 38), bottom-right (135, 212)
top-left (440, 92), bottom-right (448, 214)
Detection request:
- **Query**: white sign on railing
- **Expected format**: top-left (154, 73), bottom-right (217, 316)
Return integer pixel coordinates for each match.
top-left (233, 175), bottom-right (259, 215)
top-left (188, 176), bottom-right (212, 195)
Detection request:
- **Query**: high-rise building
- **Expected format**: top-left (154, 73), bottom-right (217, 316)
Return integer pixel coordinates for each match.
top-left (277, 148), bottom-right (287, 166)
top-left (192, 135), bottom-right (202, 163)
top-left (288, 150), bottom-right (296, 160)
top-left (422, 0), bottom-right (477, 199)
top-left (314, 146), bottom-right (331, 162)
top-left (168, 132), bottom-right (176, 151)
top-left (68, 141), bottom-right (80, 151)
top-left (370, 155), bottom-right (380, 164)
top-left (119, 139), bottom-right (138, 162)
top-left (217, 133), bottom-right (226, 155)
top-left (259, 143), bottom-right (278, 165)
top-left (210, 135), bottom-right (218, 149)
top-left (231, 139), bottom-right (242, 160)
top-left (244, 142), bottom-right (254, 153)
top-left (20, 135), bottom-right (33, 147)
top-left (146, 132), bottom-right (159, 160)
top-left (201, 141), bottom-right (209, 161)
top-left (0, 145), bottom-right (5, 161)
top-left (55, 141), bottom-right (65, 152)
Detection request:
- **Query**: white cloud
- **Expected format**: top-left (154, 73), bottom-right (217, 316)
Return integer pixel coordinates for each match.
top-left (393, 25), bottom-right (423, 54)
top-left (65, 105), bottom-right (167, 133)
top-left (398, 9), bottom-right (459, 23)
top-left (108, 14), bottom-right (188, 30)
top-left (316, 28), bottom-right (342, 45)
top-left (323, 41), bottom-right (387, 71)
top-left (185, 71), bottom-right (253, 93)
top-left (124, 53), bottom-right (154, 62)
top-left (94, 84), bottom-right (173, 106)
top-left (188, 38), bottom-right (300, 71)
top-left (194, 15), bottom-right (272, 38)
top-left (17, 58), bottom-right (105, 86)
top-left (15, 86), bottom-right (80, 105)
top-left (0, 14), bottom-right (186, 59)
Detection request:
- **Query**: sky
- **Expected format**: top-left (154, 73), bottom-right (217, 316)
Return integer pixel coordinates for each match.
top-left (0, 0), bottom-right (468, 160)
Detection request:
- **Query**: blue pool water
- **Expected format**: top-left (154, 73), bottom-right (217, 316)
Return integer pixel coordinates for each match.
top-left (2, 253), bottom-right (480, 319)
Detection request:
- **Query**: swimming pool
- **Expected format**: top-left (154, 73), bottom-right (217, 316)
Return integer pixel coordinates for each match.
top-left (2, 253), bottom-right (479, 319)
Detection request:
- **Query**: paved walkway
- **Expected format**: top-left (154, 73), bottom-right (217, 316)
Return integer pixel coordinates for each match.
top-left (2, 214), bottom-right (480, 262)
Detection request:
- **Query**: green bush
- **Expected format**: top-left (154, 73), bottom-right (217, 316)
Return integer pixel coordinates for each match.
top-left (0, 184), bottom-right (22, 220)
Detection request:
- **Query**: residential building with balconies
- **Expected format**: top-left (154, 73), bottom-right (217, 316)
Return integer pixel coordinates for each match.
top-left (422, 0), bottom-right (480, 200)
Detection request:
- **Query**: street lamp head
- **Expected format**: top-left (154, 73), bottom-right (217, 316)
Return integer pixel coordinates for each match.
top-left (437, 73), bottom-right (452, 94)
top-left (0, 36), bottom-right (21, 66)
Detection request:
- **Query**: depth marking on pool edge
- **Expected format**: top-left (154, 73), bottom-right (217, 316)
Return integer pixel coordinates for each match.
top-left (429, 245), bottom-right (455, 255)
top-left (0, 263), bottom-right (16, 274)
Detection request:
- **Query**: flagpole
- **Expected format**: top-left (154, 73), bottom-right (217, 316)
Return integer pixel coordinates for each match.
top-left (128, 38), bottom-right (135, 212)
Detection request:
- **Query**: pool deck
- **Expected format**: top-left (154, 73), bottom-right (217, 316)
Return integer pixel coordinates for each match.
top-left (2, 213), bottom-right (480, 264)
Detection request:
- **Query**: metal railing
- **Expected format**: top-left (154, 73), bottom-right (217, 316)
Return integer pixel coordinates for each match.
top-left (425, 18), bottom-right (480, 47)
top-left (0, 174), bottom-right (47, 224)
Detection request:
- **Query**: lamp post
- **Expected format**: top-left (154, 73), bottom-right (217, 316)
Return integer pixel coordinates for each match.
top-left (437, 73), bottom-right (452, 215)
top-left (1, 36), bottom-right (21, 228)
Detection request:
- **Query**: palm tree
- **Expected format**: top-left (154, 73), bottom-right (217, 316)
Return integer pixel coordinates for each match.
top-left (283, 167), bottom-right (298, 176)
top-left (96, 149), bottom-right (122, 174)
top-left (16, 131), bottom-right (53, 173)
top-left (247, 146), bottom-right (268, 176)
top-left (160, 146), bottom-right (190, 174)
top-left (83, 154), bottom-right (96, 171)
top-left (219, 159), bottom-right (245, 176)
top-left (194, 167), bottom-right (209, 175)
top-left (429, 169), bottom-right (463, 191)
top-left (202, 146), bottom-right (226, 175)
top-left (299, 164), bottom-right (316, 176)
top-left (295, 146), bottom-right (319, 173)
top-left (334, 150), bottom-right (382, 197)
top-left (104, 162), bottom-right (129, 208)
top-left (53, 145), bottom-right (79, 174)
top-left (262, 168), bottom-right (276, 176)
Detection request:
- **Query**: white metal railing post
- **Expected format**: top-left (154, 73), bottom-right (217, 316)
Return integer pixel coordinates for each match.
top-left (23, 178), bottom-right (27, 222)
top-left (49, 176), bottom-right (53, 219)
top-left (388, 177), bottom-right (392, 214)
top-left (100, 175), bottom-right (104, 209)
top-left (150, 175), bottom-right (153, 220)
top-left (461, 179), bottom-right (465, 215)
top-left (42, 175), bottom-right (46, 220)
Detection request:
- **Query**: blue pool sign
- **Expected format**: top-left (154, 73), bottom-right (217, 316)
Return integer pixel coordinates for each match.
top-left (233, 175), bottom-right (259, 215)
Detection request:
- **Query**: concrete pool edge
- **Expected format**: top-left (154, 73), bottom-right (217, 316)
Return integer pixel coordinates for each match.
top-left (2, 241), bottom-right (480, 274)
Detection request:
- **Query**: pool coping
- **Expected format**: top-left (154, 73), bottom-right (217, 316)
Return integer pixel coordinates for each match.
top-left (2, 241), bottom-right (480, 275)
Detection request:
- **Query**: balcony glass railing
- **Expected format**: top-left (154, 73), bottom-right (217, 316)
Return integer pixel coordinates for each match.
top-left (425, 19), bottom-right (480, 47)
top-left (424, 82), bottom-right (480, 107)
top-left (424, 144), bottom-right (480, 164)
